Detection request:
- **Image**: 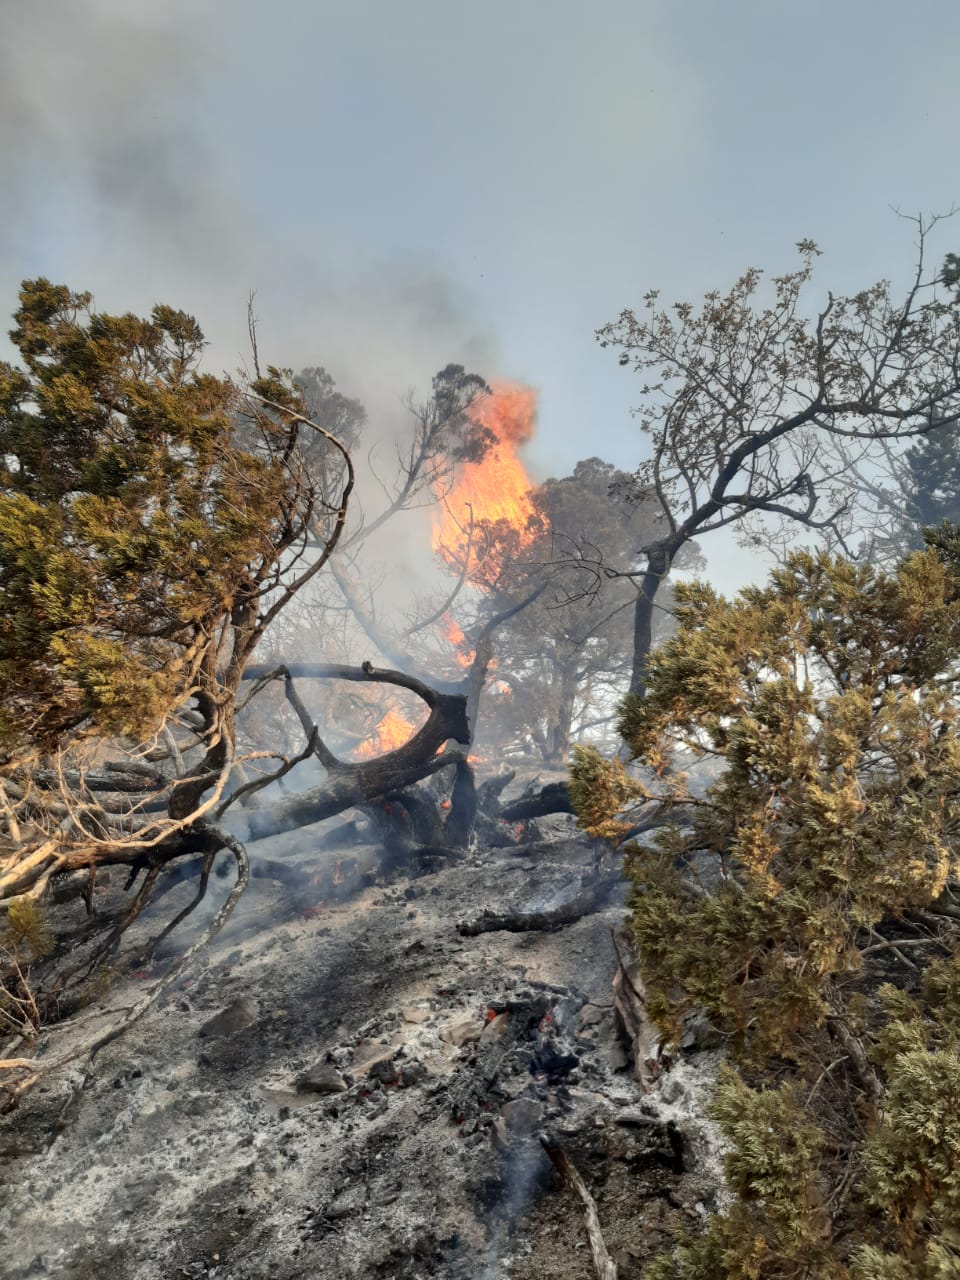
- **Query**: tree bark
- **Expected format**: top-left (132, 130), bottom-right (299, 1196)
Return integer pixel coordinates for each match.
top-left (500, 782), bottom-right (574, 821)
top-left (630, 550), bottom-right (671, 698)
top-left (544, 660), bottom-right (579, 764)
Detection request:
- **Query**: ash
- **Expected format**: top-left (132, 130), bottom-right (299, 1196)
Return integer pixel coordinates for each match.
top-left (1, 796), bottom-right (724, 1279)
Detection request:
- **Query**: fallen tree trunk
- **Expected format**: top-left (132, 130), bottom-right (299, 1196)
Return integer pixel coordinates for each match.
top-left (457, 874), bottom-right (621, 936)
top-left (238, 662), bottom-right (472, 840)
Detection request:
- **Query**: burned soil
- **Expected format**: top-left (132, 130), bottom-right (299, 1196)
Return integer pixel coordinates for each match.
top-left (1, 782), bottom-right (723, 1280)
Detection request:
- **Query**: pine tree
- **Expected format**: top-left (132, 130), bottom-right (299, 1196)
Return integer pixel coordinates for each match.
top-left (573, 546), bottom-right (960, 1276)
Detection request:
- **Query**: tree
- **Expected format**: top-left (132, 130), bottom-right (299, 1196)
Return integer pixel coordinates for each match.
top-left (572, 540), bottom-right (960, 1277)
top-left (0, 282), bottom-right (498, 1094)
top-left (598, 218), bottom-right (960, 696)
top-left (883, 423), bottom-right (960, 555)
top-left (481, 458), bottom-right (702, 763)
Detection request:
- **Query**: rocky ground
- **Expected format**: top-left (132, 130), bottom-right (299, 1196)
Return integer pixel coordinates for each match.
top-left (0, 781), bottom-right (724, 1279)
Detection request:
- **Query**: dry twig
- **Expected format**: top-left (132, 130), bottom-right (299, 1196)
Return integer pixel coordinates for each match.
top-left (540, 1138), bottom-right (618, 1280)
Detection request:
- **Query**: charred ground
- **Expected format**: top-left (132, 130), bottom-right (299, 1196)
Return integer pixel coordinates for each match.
top-left (0, 776), bottom-right (723, 1280)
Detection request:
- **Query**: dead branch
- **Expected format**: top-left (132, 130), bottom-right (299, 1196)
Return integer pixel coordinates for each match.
top-left (539, 1138), bottom-right (619, 1280)
top-left (215, 728), bottom-right (319, 818)
top-left (1, 826), bottom-right (249, 1108)
top-left (475, 769), bottom-right (517, 816)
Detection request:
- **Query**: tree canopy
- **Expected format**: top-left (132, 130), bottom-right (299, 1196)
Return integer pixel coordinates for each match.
top-left (598, 221), bottom-right (960, 695)
top-left (573, 538), bottom-right (960, 1276)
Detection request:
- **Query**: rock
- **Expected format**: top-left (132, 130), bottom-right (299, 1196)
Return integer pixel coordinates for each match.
top-left (441, 1020), bottom-right (484, 1047)
top-left (607, 1042), bottom-right (629, 1072)
top-left (500, 1097), bottom-right (543, 1134)
top-left (352, 1036), bottom-right (403, 1073)
top-left (658, 1072), bottom-right (688, 1106)
top-left (402, 1007), bottom-right (428, 1024)
top-left (175, 1093), bottom-right (210, 1117)
top-left (680, 1010), bottom-right (724, 1051)
top-left (397, 1058), bottom-right (428, 1088)
top-left (296, 1062), bottom-right (348, 1095)
top-left (368, 1056), bottom-right (400, 1086)
top-left (576, 1003), bottom-right (606, 1029)
top-left (199, 997), bottom-right (258, 1038)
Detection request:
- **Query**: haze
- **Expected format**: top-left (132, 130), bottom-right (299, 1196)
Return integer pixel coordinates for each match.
top-left (2, 0), bottom-right (955, 590)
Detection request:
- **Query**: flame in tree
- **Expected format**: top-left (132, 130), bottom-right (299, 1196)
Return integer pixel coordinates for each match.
top-left (356, 708), bottom-right (418, 757)
top-left (432, 381), bottom-right (541, 585)
top-left (441, 613), bottom-right (475, 668)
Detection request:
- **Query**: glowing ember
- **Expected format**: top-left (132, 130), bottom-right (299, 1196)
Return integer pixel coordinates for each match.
top-left (433, 381), bottom-right (540, 583)
top-left (357, 708), bottom-right (417, 757)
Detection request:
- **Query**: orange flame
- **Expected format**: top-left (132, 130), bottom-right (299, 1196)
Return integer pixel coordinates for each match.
top-left (441, 613), bottom-right (475, 668)
top-left (433, 381), bottom-right (540, 583)
top-left (357, 708), bottom-right (417, 757)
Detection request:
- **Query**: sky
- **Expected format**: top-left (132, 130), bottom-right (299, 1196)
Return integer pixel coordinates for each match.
top-left (2, 0), bottom-right (958, 591)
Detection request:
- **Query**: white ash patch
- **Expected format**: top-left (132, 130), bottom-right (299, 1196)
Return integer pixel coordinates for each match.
top-left (1, 815), bottom-right (725, 1280)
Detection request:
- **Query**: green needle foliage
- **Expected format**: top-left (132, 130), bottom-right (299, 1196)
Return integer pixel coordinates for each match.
top-left (0, 279), bottom-right (332, 761)
top-left (573, 542), bottom-right (960, 1277)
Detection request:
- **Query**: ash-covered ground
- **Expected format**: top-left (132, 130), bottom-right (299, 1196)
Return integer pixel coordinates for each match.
top-left (1, 779), bottom-right (724, 1280)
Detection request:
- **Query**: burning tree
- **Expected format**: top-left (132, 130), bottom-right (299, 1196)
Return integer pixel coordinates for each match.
top-left (0, 280), bottom-right (488, 1091)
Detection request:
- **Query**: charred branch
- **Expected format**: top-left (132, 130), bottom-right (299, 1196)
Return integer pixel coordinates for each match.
top-left (237, 660), bottom-right (472, 840)
top-left (540, 1139), bottom-right (619, 1280)
top-left (500, 782), bottom-right (575, 821)
top-left (457, 873), bottom-right (621, 936)
top-left (2, 826), bottom-right (249, 1107)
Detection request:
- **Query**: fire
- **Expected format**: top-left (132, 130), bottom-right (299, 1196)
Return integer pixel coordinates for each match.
top-left (441, 613), bottom-right (475, 668)
top-left (433, 381), bottom-right (540, 583)
top-left (357, 708), bottom-right (417, 757)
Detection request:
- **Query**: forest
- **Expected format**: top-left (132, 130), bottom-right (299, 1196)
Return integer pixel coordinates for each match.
top-left (4, 220), bottom-right (960, 1278)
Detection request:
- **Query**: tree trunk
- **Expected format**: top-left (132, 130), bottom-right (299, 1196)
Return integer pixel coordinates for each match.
top-left (544, 660), bottom-right (579, 765)
top-left (630, 551), bottom-right (671, 698)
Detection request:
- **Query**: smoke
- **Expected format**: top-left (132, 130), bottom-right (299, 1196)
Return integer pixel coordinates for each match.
top-left (0, 1), bottom-right (498, 422)
top-left (0, 2), bottom-right (227, 274)
top-left (0, 1), bottom-right (509, 652)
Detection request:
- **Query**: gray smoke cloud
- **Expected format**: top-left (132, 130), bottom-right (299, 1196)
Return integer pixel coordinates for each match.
top-left (0, 0), bottom-right (509, 653)
top-left (0, 0), bottom-right (498, 421)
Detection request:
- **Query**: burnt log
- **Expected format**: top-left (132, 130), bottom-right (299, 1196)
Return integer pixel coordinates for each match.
top-left (457, 874), bottom-right (621, 936)
top-left (239, 662), bottom-right (472, 841)
top-left (500, 781), bottom-right (574, 821)
top-left (475, 769), bottom-right (516, 816)
top-left (443, 759), bottom-right (477, 847)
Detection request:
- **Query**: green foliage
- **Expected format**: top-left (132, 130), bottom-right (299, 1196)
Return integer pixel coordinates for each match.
top-left (647, 1069), bottom-right (835, 1280)
top-left (572, 546), bottom-right (960, 1277)
top-left (569, 744), bottom-right (646, 840)
top-left (0, 279), bottom-right (307, 754)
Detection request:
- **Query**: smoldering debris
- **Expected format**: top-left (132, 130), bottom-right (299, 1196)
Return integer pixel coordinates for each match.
top-left (0, 797), bottom-right (724, 1280)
